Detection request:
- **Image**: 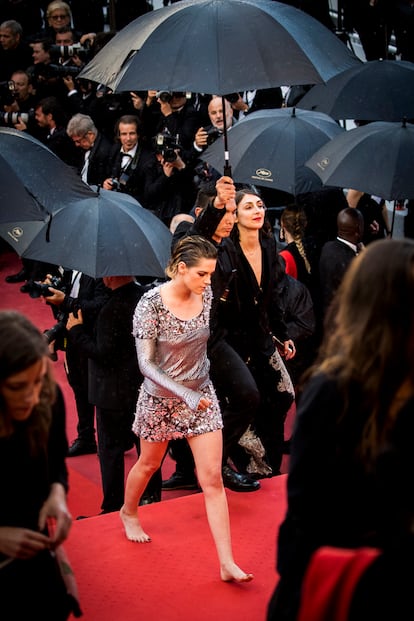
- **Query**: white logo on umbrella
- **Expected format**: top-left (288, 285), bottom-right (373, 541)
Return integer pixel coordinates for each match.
top-left (252, 168), bottom-right (273, 182)
top-left (8, 227), bottom-right (23, 242)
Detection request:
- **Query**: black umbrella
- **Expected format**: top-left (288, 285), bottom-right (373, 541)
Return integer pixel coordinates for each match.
top-left (0, 127), bottom-right (91, 215)
top-left (305, 119), bottom-right (414, 200)
top-left (79, 0), bottom-right (359, 94)
top-left (0, 127), bottom-right (95, 255)
top-left (79, 0), bottom-right (359, 174)
top-left (203, 107), bottom-right (345, 195)
top-left (297, 59), bottom-right (414, 122)
top-left (7, 187), bottom-right (172, 279)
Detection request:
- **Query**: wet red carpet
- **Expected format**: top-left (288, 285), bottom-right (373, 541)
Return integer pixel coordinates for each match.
top-left (67, 476), bottom-right (287, 621)
top-left (1, 247), bottom-right (287, 620)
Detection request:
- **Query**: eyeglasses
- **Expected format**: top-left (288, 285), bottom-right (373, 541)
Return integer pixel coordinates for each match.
top-left (50, 13), bottom-right (68, 20)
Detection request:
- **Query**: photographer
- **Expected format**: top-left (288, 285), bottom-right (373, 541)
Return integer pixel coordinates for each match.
top-left (44, 270), bottom-right (110, 457)
top-left (0, 72), bottom-right (38, 133)
top-left (101, 114), bottom-right (154, 204)
top-left (153, 90), bottom-right (203, 158)
top-left (189, 95), bottom-right (235, 189)
top-left (140, 130), bottom-right (197, 228)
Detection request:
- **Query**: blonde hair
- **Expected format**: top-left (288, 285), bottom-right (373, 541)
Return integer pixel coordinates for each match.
top-left (46, 1), bottom-right (71, 19)
top-left (166, 235), bottom-right (217, 279)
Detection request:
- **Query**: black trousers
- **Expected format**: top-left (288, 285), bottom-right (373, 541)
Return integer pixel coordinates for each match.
top-left (65, 345), bottom-right (96, 444)
top-left (169, 339), bottom-right (260, 475)
top-left (96, 405), bottom-right (162, 513)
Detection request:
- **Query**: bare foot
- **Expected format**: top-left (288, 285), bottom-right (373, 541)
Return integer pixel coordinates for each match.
top-left (120, 506), bottom-right (151, 543)
top-left (220, 562), bottom-right (254, 583)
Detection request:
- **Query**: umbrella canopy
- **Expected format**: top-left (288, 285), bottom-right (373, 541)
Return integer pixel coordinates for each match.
top-left (0, 127), bottom-right (94, 253)
top-left (203, 108), bottom-right (345, 195)
top-left (297, 59), bottom-right (414, 122)
top-left (0, 156), bottom-right (50, 248)
top-left (0, 127), bottom-right (92, 214)
top-left (305, 119), bottom-right (414, 201)
top-left (7, 188), bottom-right (172, 279)
top-left (79, 0), bottom-right (360, 94)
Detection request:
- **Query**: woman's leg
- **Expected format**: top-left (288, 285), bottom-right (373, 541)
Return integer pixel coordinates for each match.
top-left (188, 431), bottom-right (253, 583)
top-left (120, 439), bottom-right (168, 542)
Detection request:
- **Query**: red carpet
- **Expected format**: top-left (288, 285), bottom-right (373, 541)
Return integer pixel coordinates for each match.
top-left (1, 247), bottom-right (288, 619)
top-left (67, 476), bottom-right (287, 621)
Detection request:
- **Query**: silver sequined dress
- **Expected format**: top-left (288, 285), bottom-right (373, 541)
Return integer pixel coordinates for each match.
top-left (132, 284), bottom-right (223, 442)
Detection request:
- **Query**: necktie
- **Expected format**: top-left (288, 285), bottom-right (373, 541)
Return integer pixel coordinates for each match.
top-left (121, 152), bottom-right (132, 170)
top-left (81, 150), bottom-right (90, 183)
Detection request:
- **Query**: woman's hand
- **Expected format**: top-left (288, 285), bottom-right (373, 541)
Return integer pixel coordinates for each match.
top-left (197, 397), bottom-right (212, 411)
top-left (38, 483), bottom-right (72, 549)
top-left (283, 339), bottom-right (296, 361)
top-left (0, 526), bottom-right (53, 560)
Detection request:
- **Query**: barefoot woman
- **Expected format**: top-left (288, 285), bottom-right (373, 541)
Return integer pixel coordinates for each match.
top-left (120, 235), bottom-right (253, 583)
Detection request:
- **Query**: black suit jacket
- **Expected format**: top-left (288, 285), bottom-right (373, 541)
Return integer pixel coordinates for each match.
top-left (108, 143), bottom-right (154, 204)
top-left (319, 239), bottom-right (357, 313)
top-left (85, 132), bottom-right (114, 186)
top-left (68, 281), bottom-right (144, 410)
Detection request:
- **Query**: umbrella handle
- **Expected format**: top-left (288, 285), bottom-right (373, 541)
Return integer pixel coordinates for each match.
top-left (221, 96), bottom-right (232, 178)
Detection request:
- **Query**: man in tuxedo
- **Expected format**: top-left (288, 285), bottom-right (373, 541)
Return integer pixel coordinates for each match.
top-left (66, 112), bottom-right (113, 186)
top-left (66, 275), bottom-right (162, 511)
top-left (318, 207), bottom-right (364, 322)
top-left (102, 114), bottom-right (154, 204)
top-left (46, 270), bottom-right (110, 456)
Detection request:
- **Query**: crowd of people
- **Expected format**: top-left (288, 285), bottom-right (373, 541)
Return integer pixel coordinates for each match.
top-left (2, 0), bottom-right (414, 614)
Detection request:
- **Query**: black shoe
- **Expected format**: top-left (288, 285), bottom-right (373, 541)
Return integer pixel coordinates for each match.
top-left (5, 269), bottom-right (27, 283)
top-left (20, 282), bottom-right (32, 293)
top-left (222, 465), bottom-right (261, 492)
top-left (162, 471), bottom-right (199, 490)
top-left (139, 493), bottom-right (161, 506)
top-left (68, 438), bottom-right (97, 457)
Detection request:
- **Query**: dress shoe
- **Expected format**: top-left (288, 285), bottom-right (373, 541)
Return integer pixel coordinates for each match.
top-left (20, 282), bottom-right (32, 294)
top-left (162, 471), bottom-right (199, 490)
top-left (222, 465), bottom-right (261, 492)
top-left (5, 269), bottom-right (27, 283)
top-left (67, 438), bottom-right (97, 457)
top-left (139, 493), bottom-right (161, 506)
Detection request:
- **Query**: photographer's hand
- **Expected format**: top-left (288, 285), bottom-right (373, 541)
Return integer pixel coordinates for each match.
top-left (195, 126), bottom-right (208, 148)
top-left (66, 309), bottom-right (83, 330)
top-left (102, 177), bottom-right (114, 190)
top-left (45, 288), bottom-right (65, 306)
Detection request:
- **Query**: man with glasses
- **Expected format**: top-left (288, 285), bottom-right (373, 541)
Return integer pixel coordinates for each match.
top-left (66, 112), bottom-right (113, 186)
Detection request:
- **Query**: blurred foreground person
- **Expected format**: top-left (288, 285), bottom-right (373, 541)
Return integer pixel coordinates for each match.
top-left (267, 238), bottom-right (414, 621)
top-left (0, 311), bottom-right (80, 619)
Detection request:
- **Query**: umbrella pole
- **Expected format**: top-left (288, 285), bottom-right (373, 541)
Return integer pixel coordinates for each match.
top-left (391, 200), bottom-right (396, 237)
top-left (221, 96), bottom-right (232, 177)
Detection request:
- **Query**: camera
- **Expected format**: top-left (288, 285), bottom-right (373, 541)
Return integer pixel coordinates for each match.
top-left (154, 132), bottom-right (181, 163)
top-left (43, 317), bottom-right (67, 350)
top-left (224, 92), bottom-right (241, 104)
top-left (50, 42), bottom-right (91, 62)
top-left (47, 64), bottom-right (83, 77)
top-left (0, 80), bottom-right (16, 106)
top-left (110, 178), bottom-right (121, 190)
top-left (23, 275), bottom-right (62, 299)
top-left (204, 126), bottom-right (221, 145)
top-left (43, 305), bottom-right (78, 353)
top-left (0, 109), bottom-right (34, 127)
top-left (155, 91), bottom-right (173, 103)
